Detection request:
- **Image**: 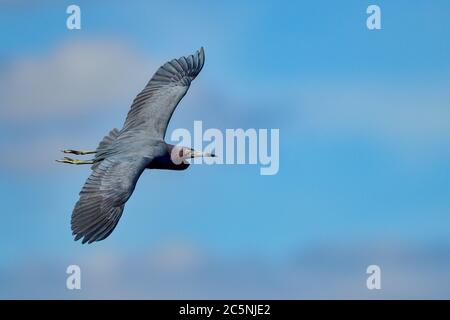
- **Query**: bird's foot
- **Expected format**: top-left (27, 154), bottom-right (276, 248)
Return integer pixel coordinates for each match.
top-left (56, 157), bottom-right (94, 165)
top-left (62, 149), bottom-right (96, 155)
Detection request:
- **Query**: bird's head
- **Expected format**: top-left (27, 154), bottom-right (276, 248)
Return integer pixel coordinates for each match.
top-left (169, 145), bottom-right (215, 165)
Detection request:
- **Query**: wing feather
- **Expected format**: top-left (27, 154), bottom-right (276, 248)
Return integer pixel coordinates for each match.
top-left (71, 156), bottom-right (151, 244)
top-left (122, 47), bottom-right (205, 139)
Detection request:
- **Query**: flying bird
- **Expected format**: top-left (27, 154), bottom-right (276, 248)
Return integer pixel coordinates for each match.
top-left (57, 47), bottom-right (213, 244)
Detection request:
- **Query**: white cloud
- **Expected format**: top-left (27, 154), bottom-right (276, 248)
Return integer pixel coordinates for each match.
top-left (0, 39), bottom-right (157, 171)
top-left (148, 240), bottom-right (206, 273)
top-left (0, 39), bottom-right (153, 122)
top-left (1, 240), bottom-right (449, 299)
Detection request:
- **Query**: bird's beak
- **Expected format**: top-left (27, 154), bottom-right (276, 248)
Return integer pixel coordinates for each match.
top-left (190, 150), bottom-right (216, 158)
top-left (204, 152), bottom-right (216, 158)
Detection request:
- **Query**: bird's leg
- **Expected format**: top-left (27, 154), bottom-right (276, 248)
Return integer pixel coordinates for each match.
top-left (56, 157), bottom-right (94, 165)
top-left (62, 149), bottom-right (96, 155)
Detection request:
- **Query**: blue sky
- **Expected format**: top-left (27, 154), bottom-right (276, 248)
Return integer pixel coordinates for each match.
top-left (0, 0), bottom-right (449, 298)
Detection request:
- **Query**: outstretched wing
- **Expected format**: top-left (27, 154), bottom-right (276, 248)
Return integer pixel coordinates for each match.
top-left (71, 156), bottom-right (151, 244)
top-left (122, 47), bottom-right (205, 139)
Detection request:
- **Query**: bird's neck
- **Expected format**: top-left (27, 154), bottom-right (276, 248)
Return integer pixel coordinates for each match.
top-left (148, 144), bottom-right (189, 171)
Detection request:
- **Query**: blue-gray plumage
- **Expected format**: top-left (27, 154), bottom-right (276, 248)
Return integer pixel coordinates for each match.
top-left (58, 48), bottom-right (213, 244)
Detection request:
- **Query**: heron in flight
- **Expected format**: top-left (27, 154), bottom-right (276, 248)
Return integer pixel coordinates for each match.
top-left (57, 48), bottom-right (213, 244)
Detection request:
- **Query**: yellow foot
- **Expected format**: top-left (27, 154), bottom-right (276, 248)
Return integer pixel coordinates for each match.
top-left (56, 157), bottom-right (94, 165)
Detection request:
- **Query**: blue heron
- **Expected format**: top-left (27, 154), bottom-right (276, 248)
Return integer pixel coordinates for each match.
top-left (57, 48), bottom-right (214, 244)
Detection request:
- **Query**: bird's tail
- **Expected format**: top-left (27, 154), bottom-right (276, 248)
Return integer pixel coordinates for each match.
top-left (91, 128), bottom-right (120, 169)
